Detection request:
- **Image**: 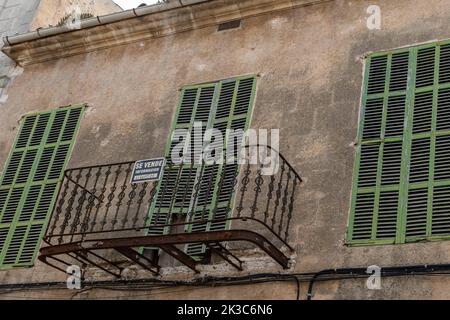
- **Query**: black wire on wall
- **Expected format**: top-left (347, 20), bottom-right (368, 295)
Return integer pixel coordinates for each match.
top-left (3, 263), bottom-right (450, 299)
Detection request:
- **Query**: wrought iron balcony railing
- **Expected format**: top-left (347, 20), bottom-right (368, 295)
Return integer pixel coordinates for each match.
top-left (39, 146), bottom-right (302, 277)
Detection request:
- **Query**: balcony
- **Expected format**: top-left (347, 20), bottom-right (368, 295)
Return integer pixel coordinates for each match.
top-left (39, 146), bottom-right (302, 278)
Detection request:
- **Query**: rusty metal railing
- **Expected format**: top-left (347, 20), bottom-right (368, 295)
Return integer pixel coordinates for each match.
top-left (41, 145), bottom-right (302, 273)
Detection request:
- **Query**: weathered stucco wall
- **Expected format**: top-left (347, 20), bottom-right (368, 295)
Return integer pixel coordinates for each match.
top-left (2, 0), bottom-right (450, 299)
top-left (0, 0), bottom-right (40, 103)
top-left (30, 0), bottom-right (121, 30)
top-left (0, 0), bottom-right (121, 117)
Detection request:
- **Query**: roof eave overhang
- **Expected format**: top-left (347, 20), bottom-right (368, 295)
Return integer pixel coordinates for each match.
top-left (2, 0), bottom-right (328, 66)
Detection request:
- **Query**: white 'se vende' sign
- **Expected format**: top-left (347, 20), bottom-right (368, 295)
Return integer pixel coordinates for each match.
top-left (130, 158), bottom-right (165, 184)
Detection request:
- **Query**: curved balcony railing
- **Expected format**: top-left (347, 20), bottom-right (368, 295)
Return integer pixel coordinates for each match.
top-left (39, 145), bottom-right (302, 277)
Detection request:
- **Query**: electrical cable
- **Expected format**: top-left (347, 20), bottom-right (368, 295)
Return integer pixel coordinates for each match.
top-left (3, 263), bottom-right (450, 300)
top-left (306, 263), bottom-right (450, 300)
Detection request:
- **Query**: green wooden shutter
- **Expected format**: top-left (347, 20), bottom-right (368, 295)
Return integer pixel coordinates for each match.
top-left (348, 41), bottom-right (450, 245)
top-left (186, 76), bottom-right (256, 257)
top-left (147, 84), bottom-right (217, 237)
top-left (0, 105), bottom-right (84, 269)
top-left (146, 76), bottom-right (256, 258)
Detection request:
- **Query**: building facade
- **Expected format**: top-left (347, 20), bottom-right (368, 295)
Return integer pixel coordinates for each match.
top-left (0, 0), bottom-right (450, 299)
top-left (0, 0), bottom-right (120, 108)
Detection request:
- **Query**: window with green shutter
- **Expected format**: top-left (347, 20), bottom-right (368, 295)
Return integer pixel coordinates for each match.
top-left (0, 105), bottom-right (84, 269)
top-left (146, 75), bottom-right (256, 258)
top-left (348, 41), bottom-right (450, 245)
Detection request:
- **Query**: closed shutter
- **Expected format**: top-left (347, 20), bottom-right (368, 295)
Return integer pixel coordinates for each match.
top-left (348, 41), bottom-right (450, 245)
top-left (348, 50), bottom-right (409, 244)
top-left (186, 77), bottom-right (256, 257)
top-left (146, 76), bottom-right (256, 258)
top-left (0, 105), bottom-right (84, 268)
top-left (147, 85), bottom-right (216, 237)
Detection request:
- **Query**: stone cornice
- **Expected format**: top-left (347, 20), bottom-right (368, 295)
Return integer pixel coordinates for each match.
top-left (2, 0), bottom-right (329, 66)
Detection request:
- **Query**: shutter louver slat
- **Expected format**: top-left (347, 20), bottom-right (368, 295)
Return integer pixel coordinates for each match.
top-left (389, 52), bottom-right (409, 91)
top-left (1, 188), bottom-right (23, 224)
top-left (385, 95), bottom-right (406, 137)
top-left (409, 138), bottom-right (431, 183)
top-left (186, 165), bottom-right (219, 257)
top-left (376, 191), bottom-right (399, 239)
top-left (367, 56), bottom-right (387, 95)
top-left (191, 125), bottom-right (206, 165)
top-left (233, 78), bottom-right (255, 115)
top-left (439, 44), bottom-right (450, 84)
top-left (194, 87), bottom-right (215, 122)
top-left (15, 149), bottom-right (37, 184)
top-left (406, 188), bottom-right (428, 238)
top-left (195, 165), bottom-right (219, 207)
top-left (30, 113), bottom-right (50, 146)
top-left (1, 152), bottom-right (23, 186)
top-left (174, 170), bottom-right (195, 205)
top-left (437, 88), bottom-right (450, 130)
top-left (46, 110), bottom-right (66, 144)
top-left (16, 116), bottom-right (36, 148)
top-left (176, 89), bottom-right (198, 124)
top-left (47, 144), bottom-right (70, 180)
top-left (33, 147), bottom-right (54, 181)
top-left (432, 186), bottom-right (450, 235)
top-left (19, 185), bottom-right (41, 222)
top-left (186, 210), bottom-right (209, 257)
top-left (196, 164), bottom-right (238, 245)
top-left (434, 135), bottom-right (450, 180)
top-left (362, 98), bottom-right (383, 140)
top-left (156, 168), bottom-right (176, 208)
top-left (227, 118), bottom-right (246, 154)
top-left (357, 144), bottom-right (379, 187)
top-left (215, 81), bottom-right (236, 119)
top-left (230, 118), bottom-right (246, 130)
top-left (18, 224), bottom-right (43, 264)
top-left (216, 164), bottom-right (238, 203)
top-left (150, 170), bottom-right (195, 236)
top-left (381, 141), bottom-right (403, 186)
top-left (0, 228), bottom-right (8, 252)
top-left (413, 91), bottom-right (433, 134)
top-left (167, 131), bottom-right (188, 166)
top-left (3, 225), bottom-right (27, 264)
top-left (416, 47), bottom-right (436, 88)
top-left (0, 190), bottom-right (8, 213)
top-left (61, 108), bottom-right (82, 141)
top-left (352, 193), bottom-right (375, 240)
top-left (34, 184), bottom-right (57, 220)
top-left (210, 121), bottom-right (227, 153)
top-left (209, 207), bottom-right (230, 230)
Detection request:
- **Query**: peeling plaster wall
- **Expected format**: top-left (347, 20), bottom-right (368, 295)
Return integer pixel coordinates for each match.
top-left (2, 0), bottom-right (450, 299)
